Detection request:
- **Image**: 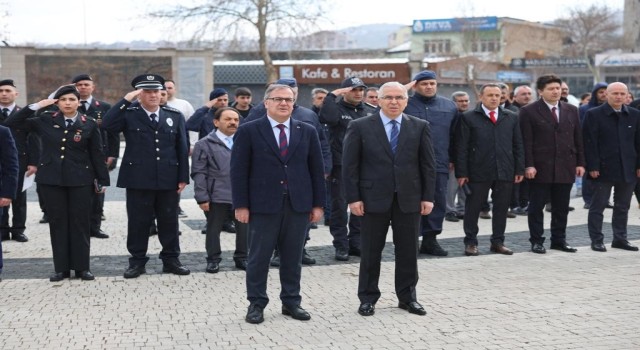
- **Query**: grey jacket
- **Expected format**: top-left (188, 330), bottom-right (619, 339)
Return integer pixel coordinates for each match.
top-left (191, 131), bottom-right (233, 204)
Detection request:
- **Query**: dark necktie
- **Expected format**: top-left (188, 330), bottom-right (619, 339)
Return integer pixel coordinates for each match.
top-left (489, 111), bottom-right (497, 124)
top-left (276, 124), bottom-right (288, 158)
top-left (65, 119), bottom-right (73, 129)
top-left (551, 106), bottom-right (559, 123)
top-left (389, 120), bottom-right (399, 154)
top-left (150, 113), bottom-right (158, 129)
top-left (1, 108), bottom-right (9, 118)
top-left (80, 101), bottom-right (88, 113)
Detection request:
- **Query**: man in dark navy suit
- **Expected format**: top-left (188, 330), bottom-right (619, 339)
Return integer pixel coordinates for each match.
top-left (0, 124), bottom-right (19, 281)
top-left (231, 84), bottom-right (325, 324)
top-left (103, 74), bottom-right (191, 278)
top-left (343, 82), bottom-right (436, 317)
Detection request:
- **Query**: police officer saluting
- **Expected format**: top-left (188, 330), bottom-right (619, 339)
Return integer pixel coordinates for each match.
top-left (4, 85), bottom-right (110, 281)
top-left (102, 74), bottom-right (190, 278)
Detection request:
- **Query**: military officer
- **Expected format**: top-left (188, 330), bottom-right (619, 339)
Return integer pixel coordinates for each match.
top-left (0, 79), bottom-right (39, 243)
top-left (72, 74), bottom-right (118, 239)
top-left (102, 74), bottom-right (190, 279)
top-left (4, 85), bottom-right (110, 281)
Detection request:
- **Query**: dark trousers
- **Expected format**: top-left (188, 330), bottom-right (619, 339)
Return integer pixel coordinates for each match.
top-left (89, 191), bottom-right (104, 235)
top-left (329, 166), bottom-right (361, 250)
top-left (205, 202), bottom-right (247, 263)
top-left (126, 189), bottom-right (180, 266)
top-left (1, 167), bottom-right (27, 234)
top-left (463, 181), bottom-right (513, 246)
top-left (36, 182), bottom-right (46, 214)
top-left (510, 180), bottom-right (530, 209)
top-left (246, 195), bottom-right (308, 308)
top-left (582, 174), bottom-right (594, 205)
top-left (358, 195), bottom-right (420, 305)
top-left (40, 185), bottom-right (93, 272)
top-left (588, 180), bottom-right (636, 243)
top-left (420, 172), bottom-right (447, 237)
top-left (527, 182), bottom-right (572, 244)
top-left (0, 207), bottom-right (4, 273)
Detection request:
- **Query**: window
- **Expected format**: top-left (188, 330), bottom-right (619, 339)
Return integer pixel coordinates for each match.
top-left (423, 39), bottom-right (451, 54)
top-left (471, 39), bottom-right (500, 53)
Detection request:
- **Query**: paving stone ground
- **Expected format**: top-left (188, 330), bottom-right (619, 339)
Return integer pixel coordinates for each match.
top-left (1, 158), bottom-right (639, 349)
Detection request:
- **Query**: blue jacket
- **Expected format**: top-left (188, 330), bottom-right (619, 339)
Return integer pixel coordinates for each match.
top-left (0, 125), bottom-right (19, 200)
top-left (583, 103), bottom-right (640, 183)
top-left (185, 106), bottom-right (217, 140)
top-left (230, 117), bottom-right (325, 214)
top-left (404, 94), bottom-right (457, 173)
top-left (579, 82), bottom-right (608, 124)
top-left (246, 103), bottom-right (332, 174)
top-left (103, 99), bottom-right (190, 190)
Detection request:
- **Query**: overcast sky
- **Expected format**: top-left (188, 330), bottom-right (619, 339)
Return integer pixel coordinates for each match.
top-left (2, 0), bottom-right (625, 45)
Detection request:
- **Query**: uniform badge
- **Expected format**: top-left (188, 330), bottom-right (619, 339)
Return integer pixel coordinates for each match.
top-left (54, 124), bottom-right (60, 128)
top-left (74, 134), bottom-right (82, 142)
top-left (166, 118), bottom-right (173, 127)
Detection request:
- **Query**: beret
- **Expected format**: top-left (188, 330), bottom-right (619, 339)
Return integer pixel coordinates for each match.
top-left (0, 79), bottom-right (16, 87)
top-left (209, 88), bottom-right (228, 100)
top-left (53, 85), bottom-right (80, 99)
top-left (275, 78), bottom-right (297, 87)
top-left (71, 74), bottom-right (93, 83)
top-left (413, 70), bottom-right (437, 82)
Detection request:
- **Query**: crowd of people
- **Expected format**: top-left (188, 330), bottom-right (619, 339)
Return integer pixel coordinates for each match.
top-left (0, 70), bottom-right (639, 323)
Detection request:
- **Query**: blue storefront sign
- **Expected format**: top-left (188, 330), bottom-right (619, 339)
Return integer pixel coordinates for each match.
top-left (413, 17), bottom-right (498, 33)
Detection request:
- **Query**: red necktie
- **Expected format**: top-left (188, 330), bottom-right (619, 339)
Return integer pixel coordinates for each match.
top-left (489, 111), bottom-right (497, 124)
top-left (551, 106), bottom-right (558, 123)
top-left (276, 124), bottom-right (288, 158)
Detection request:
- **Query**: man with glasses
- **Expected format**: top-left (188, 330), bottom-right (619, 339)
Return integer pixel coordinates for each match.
top-left (404, 70), bottom-right (457, 257)
top-left (319, 77), bottom-right (376, 261)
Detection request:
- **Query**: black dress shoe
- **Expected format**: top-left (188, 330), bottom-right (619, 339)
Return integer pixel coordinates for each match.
top-left (201, 229), bottom-right (206, 234)
top-left (163, 262), bottom-right (191, 275)
top-left (611, 240), bottom-right (639, 251)
top-left (206, 262), bottom-right (220, 273)
top-left (444, 212), bottom-right (459, 222)
top-left (591, 242), bottom-right (607, 252)
top-left (49, 271), bottom-right (70, 282)
top-left (531, 243), bottom-right (546, 254)
top-left (178, 208), bottom-right (187, 218)
top-left (90, 230), bottom-right (109, 239)
top-left (246, 304), bottom-right (264, 324)
top-left (101, 214), bottom-right (106, 221)
top-left (301, 249), bottom-right (316, 265)
top-left (568, 206), bottom-right (575, 211)
top-left (550, 242), bottom-right (577, 252)
top-left (348, 247), bottom-right (361, 257)
top-left (149, 225), bottom-right (157, 236)
top-left (124, 265), bottom-right (146, 278)
top-left (335, 248), bottom-right (349, 261)
top-left (420, 237), bottom-right (449, 256)
top-left (270, 251), bottom-right (280, 267)
top-left (605, 202), bottom-right (614, 209)
top-left (282, 304), bottom-right (311, 321)
top-left (358, 303), bottom-right (375, 316)
top-left (12, 232), bottom-right (28, 242)
top-left (398, 301), bottom-right (427, 316)
top-left (235, 260), bottom-right (248, 270)
top-left (75, 270), bottom-right (95, 280)
top-left (583, 203), bottom-right (591, 209)
top-left (39, 213), bottom-right (49, 224)
top-left (222, 221), bottom-right (236, 233)
top-left (506, 211), bottom-right (517, 218)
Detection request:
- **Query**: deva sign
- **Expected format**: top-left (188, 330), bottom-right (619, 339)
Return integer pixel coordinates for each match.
top-left (413, 17), bottom-right (498, 33)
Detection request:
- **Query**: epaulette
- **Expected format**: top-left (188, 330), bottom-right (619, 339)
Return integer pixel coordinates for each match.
top-left (161, 105), bottom-right (181, 114)
top-left (126, 106), bottom-right (140, 111)
top-left (83, 114), bottom-right (97, 122)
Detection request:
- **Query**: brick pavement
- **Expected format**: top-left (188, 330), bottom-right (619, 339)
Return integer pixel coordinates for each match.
top-left (1, 168), bottom-right (639, 349)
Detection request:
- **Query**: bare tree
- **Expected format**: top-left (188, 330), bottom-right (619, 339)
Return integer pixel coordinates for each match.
top-left (150, 0), bottom-right (327, 82)
top-left (554, 4), bottom-right (622, 80)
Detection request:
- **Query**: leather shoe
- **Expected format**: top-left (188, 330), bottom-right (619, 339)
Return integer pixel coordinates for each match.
top-left (358, 302), bottom-right (375, 316)
top-left (49, 271), bottom-right (70, 282)
top-left (149, 225), bottom-right (157, 236)
top-left (90, 230), bottom-right (109, 239)
top-left (75, 270), bottom-right (95, 280)
top-left (335, 248), bottom-right (349, 261)
top-left (222, 221), bottom-right (236, 233)
top-left (398, 301), bottom-right (427, 316)
top-left (420, 237), bottom-right (448, 256)
top-left (163, 261), bottom-right (190, 275)
top-left (123, 265), bottom-right (146, 278)
top-left (531, 243), bottom-right (546, 254)
top-left (490, 244), bottom-right (513, 255)
top-left (506, 211), bottom-right (516, 218)
top-left (479, 211), bottom-right (491, 219)
top-left (39, 213), bottom-right (49, 224)
top-left (270, 251), bottom-right (280, 267)
top-left (550, 242), bottom-right (577, 253)
top-left (235, 260), bottom-right (248, 270)
top-left (282, 304), bottom-right (311, 321)
top-left (12, 232), bottom-right (28, 242)
top-left (591, 242), bottom-right (607, 252)
top-left (583, 203), bottom-right (591, 209)
top-left (246, 304), bottom-right (264, 324)
top-left (302, 249), bottom-right (316, 265)
top-left (464, 244), bottom-right (479, 256)
top-left (206, 262), bottom-right (220, 273)
top-left (445, 212), bottom-right (459, 222)
top-left (611, 240), bottom-right (639, 251)
top-left (348, 247), bottom-right (361, 257)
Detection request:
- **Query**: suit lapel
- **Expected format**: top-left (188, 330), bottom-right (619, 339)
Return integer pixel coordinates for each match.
top-left (257, 117), bottom-right (282, 160)
top-left (371, 114), bottom-right (394, 159)
top-left (395, 114), bottom-right (411, 154)
top-left (536, 100), bottom-right (557, 125)
top-left (285, 119), bottom-right (302, 163)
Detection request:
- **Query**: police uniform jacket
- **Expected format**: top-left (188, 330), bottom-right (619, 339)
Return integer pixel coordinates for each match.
top-left (0, 125), bottom-right (19, 200)
top-left (83, 98), bottom-right (120, 159)
top-left (102, 99), bottom-right (189, 190)
top-left (0, 106), bottom-right (40, 172)
top-left (4, 108), bottom-right (109, 187)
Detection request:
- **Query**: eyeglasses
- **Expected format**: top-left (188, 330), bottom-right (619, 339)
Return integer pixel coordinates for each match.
top-left (380, 96), bottom-right (407, 101)
top-left (266, 97), bottom-right (295, 104)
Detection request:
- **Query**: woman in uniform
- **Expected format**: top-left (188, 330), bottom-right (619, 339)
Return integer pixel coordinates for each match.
top-left (5, 85), bottom-right (109, 281)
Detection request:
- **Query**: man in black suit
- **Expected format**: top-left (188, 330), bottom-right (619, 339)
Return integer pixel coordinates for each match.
top-left (0, 124), bottom-right (19, 281)
top-left (0, 79), bottom-right (38, 243)
top-left (343, 81), bottom-right (436, 317)
top-left (456, 83), bottom-right (524, 256)
top-left (231, 84), bottom-right (325, 324)
top-left (72, 74), bottom-right (118, 239)
top-left (103, 74), bottom-right (191, 278)
top-left (583, 82), bottom-right (640, 252)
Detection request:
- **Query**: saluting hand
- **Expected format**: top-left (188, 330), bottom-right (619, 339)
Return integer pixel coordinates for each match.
top-left (331, 87), bottom-right (355, 96)
top-left (404, 80), bottom-right (416, 90)
top-left (35, 98), bottom-right (57, 109)
top-left (124, 89), bottom-right (142, 102)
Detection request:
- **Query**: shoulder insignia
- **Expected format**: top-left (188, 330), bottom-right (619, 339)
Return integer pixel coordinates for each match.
top-left (161, 105), bottom-right (181, 113)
